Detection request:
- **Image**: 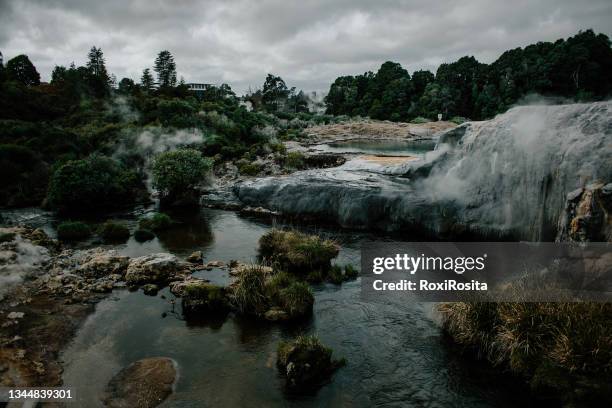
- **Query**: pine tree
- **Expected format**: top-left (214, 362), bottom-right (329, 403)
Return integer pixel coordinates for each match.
top-left (141, 68), bottom-right (154, 92)
top-left (154, 50), bottom-right (177, 88)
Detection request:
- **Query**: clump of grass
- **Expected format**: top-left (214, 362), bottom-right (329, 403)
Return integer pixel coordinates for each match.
top-left (277, 335), bottom-right (345, 390)
top-left (344, 264), bottom-right (358, 279)
top-left (277, 281), bottom-right (314, 319)
top-left (99, 220), bottom-right (130, 242)
top-left (57, 221), bottom-right (91, 241)
top-left (231, 263), bottom-right (269, 316)
top-left (438, 301), bottom-right (612, 400)
top-left (138, 212), bottom-right (173, 231)
top-left (259, 229), bottom-right (339, 274)
top-left (328, 265), bottom-right (345, 284)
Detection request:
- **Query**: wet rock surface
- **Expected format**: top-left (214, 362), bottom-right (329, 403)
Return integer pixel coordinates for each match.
top-left (236, 102), bottom-right (612, 240)
top-left (125, 253), bottom-right (189, 285)
top-left (102, 357), bottom-right (177, 408)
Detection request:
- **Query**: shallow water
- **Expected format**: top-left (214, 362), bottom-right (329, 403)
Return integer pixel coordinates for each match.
top-left (55, 208), bottom-right (540, 407)
top-left (312, 139), bottom-right (436, 156)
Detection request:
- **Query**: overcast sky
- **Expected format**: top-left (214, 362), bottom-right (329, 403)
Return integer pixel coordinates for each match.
top-left (1, 0), bottom-right (611, 94)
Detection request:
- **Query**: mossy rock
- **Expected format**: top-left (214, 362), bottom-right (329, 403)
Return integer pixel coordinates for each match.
top-left (182, 282), bottom-right (229, 315)
top-left (276, 282), bottom-right (314, 319)
top-left (138, 213), bottom-right (173, 232)
top-left (277, 335), bottom-right (345, 391)
top-left (57, 221), bottom-right (91, 241)
top-left (99, 221), bottom-right (130, 242)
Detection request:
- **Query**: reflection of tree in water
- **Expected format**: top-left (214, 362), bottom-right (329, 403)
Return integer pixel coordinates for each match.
top-left (155, 209), bottom-right (215, 254)
top-left (162, 294), bottom-right (230, 331)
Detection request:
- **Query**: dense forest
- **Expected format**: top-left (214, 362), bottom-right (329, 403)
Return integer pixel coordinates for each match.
top-left (325, 29), bottom-right (612, 121)
top-left (0, 29), bottom-right (610, 212)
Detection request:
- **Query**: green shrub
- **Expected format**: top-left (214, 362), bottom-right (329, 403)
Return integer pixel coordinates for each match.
top-left (46, 155), bottom-right (141, 213)
top-left (409, 116), bottom-right (432, 124)
top-left (284, 151), bottom-right (305, 169)
top-left (99, 220), bottom-right (130, 242)
top-left (450, 116), bottom-right (469, 124)
top-left (151, 149), bottom-right (212, 198)
top-left (259, 229), bottom-right (339, 274)
top-left (238, 162), bottom-right (263, 176)
top-left (138, 212), bottom-right (172, 231)
top-left (0, 232), bottom-right (16, 243)
top-left (56, 221), bottom-right (91, 241)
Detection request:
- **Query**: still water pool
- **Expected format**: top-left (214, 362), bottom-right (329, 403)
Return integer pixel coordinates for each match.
top-left (55, 208), bottom-right (535, 407)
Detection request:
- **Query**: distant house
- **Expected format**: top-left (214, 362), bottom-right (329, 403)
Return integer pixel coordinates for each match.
top-left (186, 83), bottom-right (215, 96)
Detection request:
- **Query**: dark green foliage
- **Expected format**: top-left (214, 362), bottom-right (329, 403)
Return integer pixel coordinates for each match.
top-left (326, 30), bottom-right (612, 121)
top-left (151, 149), bottom-right (212, 200)
top-left (138, 212), bottom-right (173, 231)
top-left (154, 50), bottom-right (177, 88)
top-left (6, 55), bottom-right (40, 86)
top-left (0, 232), bottom-right (16, 243)
top-left (99, 221), bottom-right (130, 242)
top-left (57, 221), bottom-right (91, 241)
top-left (238, 162), bottom-right (263, 176)
top-left (0, 143), bottom-right (48, 207)
top-left (46, 155), bottom-right (142, 213)
top-left (284, 151), bottom-right (305, 169)
top-left (133, 229), bottom-right (155, 242)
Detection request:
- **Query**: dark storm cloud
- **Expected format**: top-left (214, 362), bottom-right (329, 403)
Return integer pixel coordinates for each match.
top-left (1, 0), bottom-right (611, 94)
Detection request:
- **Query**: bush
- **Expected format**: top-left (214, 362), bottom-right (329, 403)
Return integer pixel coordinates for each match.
top-left (57, 221), bottom-right (91, 241)
top-left (99, 221), bottom-right (130, 242)
top-left (259, 229), bottom-right (339, 274)
top-left (409, 116), bottom-right (432, 124)
top-left (438, 302), bottom-right (612, 400)
top-left (46, 155), bottom-right (141, 213)
top-left (138, 212), bottom-right (172, 231)
top-left (450, 116), bottom-right (469, 124)
top-left (231, 264), bottom-right (269, 316)
top-left (284, 151), bottom-right (305, 169)
top-left (151, 148), bottom-right (212, 199)
top-left (238, 162), bottom-right (263, 176)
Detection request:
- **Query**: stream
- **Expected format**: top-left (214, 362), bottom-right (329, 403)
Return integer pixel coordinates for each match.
top-left (32, 207), bottom-right (538, 407)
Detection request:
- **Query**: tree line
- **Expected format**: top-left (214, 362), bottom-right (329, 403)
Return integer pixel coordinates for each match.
top-left (324, 29), bottom-right (612, 121)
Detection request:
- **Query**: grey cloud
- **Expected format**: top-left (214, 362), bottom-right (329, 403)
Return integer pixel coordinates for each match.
top-left (0, 0), bottom-right (611, 94)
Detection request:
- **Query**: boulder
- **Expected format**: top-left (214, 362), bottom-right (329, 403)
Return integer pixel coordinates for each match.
top-left (125, 253), bottom-right (185, 285)
top-left (558, 182), bottom-right (612, 242)
top-left (264, 308), bottom-right (289, 322)
top-left (186, 251), bottom-right (203, 264)
top-left (142, 284), bottom-right (159, 296)
top-left (101, 357), bottom-right (177, 408)
top-left (77, 249), bottom-right (130, 278)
